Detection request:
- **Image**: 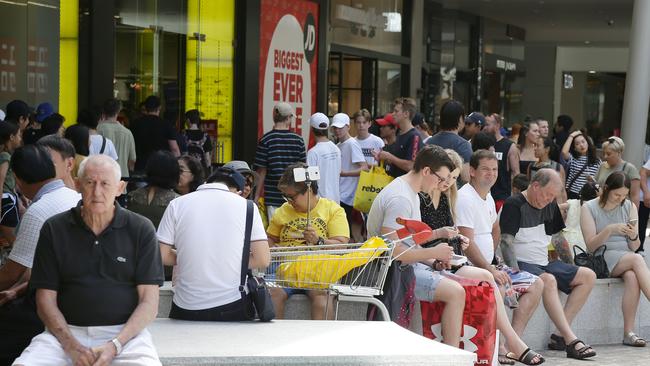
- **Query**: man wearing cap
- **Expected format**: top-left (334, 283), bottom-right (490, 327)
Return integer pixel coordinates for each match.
top-left (158, 167), bottom-right (270, 321)
top-left (483, 113), bottom-right (520, 212)
top-left (307, 113), bottom-right (341, 204)
top-left (223, 160), bottom-right (259, 200)
top-left (372, 98), bottom-right (423, 178)
top-left (462, 112), bottom-right (485, 141)
top-left (21, 102), bottom-right (53, 145)
top-left (332, 113), bottom-right (368, 241)
top-left (254, 102), bottom-right (306, 222)
top-left (5, 100), bottom-right (32, 131)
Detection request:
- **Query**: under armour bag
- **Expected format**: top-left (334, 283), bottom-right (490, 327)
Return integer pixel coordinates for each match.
top-left (421, 273), bottom-right (498, 366)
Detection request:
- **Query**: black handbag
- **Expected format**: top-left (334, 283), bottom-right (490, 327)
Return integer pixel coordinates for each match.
top-left (573, 245), bottom-right (609, 279)
top-left (240, 200), bottom-right (275, 322)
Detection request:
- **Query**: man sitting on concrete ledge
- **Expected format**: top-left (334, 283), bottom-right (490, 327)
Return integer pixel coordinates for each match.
top-left (499, 168), bottom-right (597, 360)
top-left (14, 155), bottom-right (164, 365)
top-left (158, 167), bottom-right (270, 321)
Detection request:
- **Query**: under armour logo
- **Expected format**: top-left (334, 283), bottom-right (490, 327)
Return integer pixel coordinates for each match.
top-left (430, 324), bottom-right (478, 352)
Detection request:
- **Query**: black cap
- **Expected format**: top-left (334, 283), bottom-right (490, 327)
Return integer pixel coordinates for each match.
top-left (412, 112), bottom-right (425, 126)
top-left (6, 100), bottom-right (32, 120)
top-left (207, 167), bottom-right (246, 192)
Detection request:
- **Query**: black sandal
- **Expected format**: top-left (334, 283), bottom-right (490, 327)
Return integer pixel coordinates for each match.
top-left (566, 339), bottom-right (596, 359)
top-left (547, 334), bottom-right (566, 350)
top-left (505, 348), bottom-right (545, 365)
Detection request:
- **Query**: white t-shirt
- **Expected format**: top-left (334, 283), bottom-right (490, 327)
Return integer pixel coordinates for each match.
top-left (366, 177), bottom-right (420, 237)
top-left (307, 140), bottom-right (341, 204)
top-left (157, 183), bottom-right (267, 310)
top-left (456, 184), bottom-right (497, 264)
top-left (338, 137), bottom-right (366, 206)
top-left (88, 134), bottom-right (118, 161)
top-left (355, 134), bottom-right (385, 165)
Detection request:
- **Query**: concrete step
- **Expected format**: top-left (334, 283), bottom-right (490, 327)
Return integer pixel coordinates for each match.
top-left (150, 318), bottom-right (476, 366)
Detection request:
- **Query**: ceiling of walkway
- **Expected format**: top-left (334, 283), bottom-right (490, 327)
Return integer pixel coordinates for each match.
top-left (439, 0), bottom-right (634, 45)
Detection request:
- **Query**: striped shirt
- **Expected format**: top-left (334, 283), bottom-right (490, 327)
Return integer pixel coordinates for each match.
top-left (564, 155), bottom-right (601, 195)
top-left (254, 129), bottom-right (306, 207)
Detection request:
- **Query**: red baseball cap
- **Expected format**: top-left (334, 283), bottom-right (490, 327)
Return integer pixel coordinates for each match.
top-left (376, 113), bottom-right (397, 127)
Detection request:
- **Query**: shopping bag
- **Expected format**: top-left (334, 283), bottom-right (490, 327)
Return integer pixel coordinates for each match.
top-left (353, 164), bottom-right (394, 213)
top-left (366, 261), bottom-right (416, 328)
top-left (421, 273), bottom-right (497, 366)
top-left (275, 237), bottom-right (389, 289)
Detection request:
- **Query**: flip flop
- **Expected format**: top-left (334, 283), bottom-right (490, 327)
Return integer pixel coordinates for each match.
top-left (505, 348), bottom-right (545, 365)
top-left (498, 354), bottom-right (516, 365)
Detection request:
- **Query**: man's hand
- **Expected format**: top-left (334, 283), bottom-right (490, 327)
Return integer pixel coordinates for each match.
top-left (66, 344), bottom-right (96, 366)
top-left (435, 226), bottom-right (458, 239)
top-left (91, 342), bottom-right (117, 366)
top-left (303, 227), bottom-right (320, 245)
top-left (431, 243), bottom-right (453, 262)
top-left (489, 267), bottom-right (511, 286)
top-left (0, 289), bottom-right (16, 306)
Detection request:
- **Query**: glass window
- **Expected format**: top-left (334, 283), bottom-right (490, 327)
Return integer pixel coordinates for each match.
top-left (377, 61), bottom-right (401, 115)
top-left (329, 0), bottom-right (403, 55)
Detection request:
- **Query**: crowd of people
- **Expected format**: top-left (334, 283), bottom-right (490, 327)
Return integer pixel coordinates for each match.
top-left (0, 94), bottom-right (649, 365)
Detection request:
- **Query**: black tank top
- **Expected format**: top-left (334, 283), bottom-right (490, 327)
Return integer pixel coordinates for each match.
top-left (491, 137), bottom-right (512, 200)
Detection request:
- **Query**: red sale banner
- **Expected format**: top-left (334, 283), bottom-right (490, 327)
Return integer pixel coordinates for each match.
top-left (258, 0), bottom-right (319, 143)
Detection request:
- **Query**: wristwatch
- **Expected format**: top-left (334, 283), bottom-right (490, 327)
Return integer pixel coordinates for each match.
top-left (111, 338), bottom-right (123, 355)
top-left (316, 237), bottom-right (325, 246)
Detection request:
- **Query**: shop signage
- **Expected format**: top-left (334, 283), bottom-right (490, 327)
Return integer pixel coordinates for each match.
top-left (496, 59), bottom-right (516, 71)
top-left (258, 0), bottom-right (319, 143)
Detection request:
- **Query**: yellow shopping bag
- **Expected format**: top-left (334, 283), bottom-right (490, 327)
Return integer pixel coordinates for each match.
top-left (353, 164), bottom-right (394, 213)
top-left (275, 237), bottom-right (388, 289)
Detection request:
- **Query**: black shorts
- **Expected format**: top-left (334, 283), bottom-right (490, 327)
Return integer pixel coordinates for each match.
top-left (518, 260), bottom-right (579, 294)
top-left (1, 194), bottom-right (19, 228)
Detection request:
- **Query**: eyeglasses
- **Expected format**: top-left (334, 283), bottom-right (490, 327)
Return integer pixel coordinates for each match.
top-left (282, 190), bottom-right (305, 203)
top-left (431, 171), bottom-right (452, 183)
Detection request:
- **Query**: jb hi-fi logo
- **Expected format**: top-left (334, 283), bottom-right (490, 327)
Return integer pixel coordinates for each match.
top-left (361, 185), bottom-right (383, 193)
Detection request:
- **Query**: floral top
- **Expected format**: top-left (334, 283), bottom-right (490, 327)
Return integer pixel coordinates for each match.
top-left (419, 192), bottom-right (453, 231)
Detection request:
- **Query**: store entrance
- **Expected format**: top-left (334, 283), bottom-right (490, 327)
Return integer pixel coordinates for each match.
top-left (328, 52), bottom-right (376, 117)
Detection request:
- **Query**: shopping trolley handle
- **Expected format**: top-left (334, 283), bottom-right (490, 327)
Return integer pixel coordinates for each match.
top-left (394, 217), bottom-right (434, 246)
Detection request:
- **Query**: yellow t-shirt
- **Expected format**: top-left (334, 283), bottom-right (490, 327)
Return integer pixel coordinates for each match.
top-left (267, 198), bottom-right (350, 247)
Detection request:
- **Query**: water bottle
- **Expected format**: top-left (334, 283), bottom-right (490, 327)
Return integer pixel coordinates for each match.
top-left (503, 282), bottom-right (519, 309)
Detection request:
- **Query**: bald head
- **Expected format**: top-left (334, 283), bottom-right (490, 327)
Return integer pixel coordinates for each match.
top-left (527, 168), bottom-right (562, 209)
top-left (78, 155), bottom-right (121, 183)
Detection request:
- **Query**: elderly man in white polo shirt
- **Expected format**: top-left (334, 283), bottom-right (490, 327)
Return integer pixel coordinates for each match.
top-left (158, 167), bottom-right (270, 320)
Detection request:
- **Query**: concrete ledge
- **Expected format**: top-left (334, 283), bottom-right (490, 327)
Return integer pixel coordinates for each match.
top-left (150, 318), bottom-right (475, 366)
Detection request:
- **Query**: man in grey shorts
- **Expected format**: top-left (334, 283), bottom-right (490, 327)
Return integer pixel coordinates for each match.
top-left (499, 168), bottom-right (597, 360)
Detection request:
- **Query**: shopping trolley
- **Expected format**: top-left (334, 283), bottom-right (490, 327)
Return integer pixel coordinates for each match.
top-left (263, 217), bottom-right (434, 321)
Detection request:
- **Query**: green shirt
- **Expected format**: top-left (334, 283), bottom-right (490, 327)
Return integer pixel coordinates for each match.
top-left (595, 160), bottom-right (640, 187)
top-left (0, 151), bottom-right (16, 193)
top-left (97, 120), bottom-right (137, 178)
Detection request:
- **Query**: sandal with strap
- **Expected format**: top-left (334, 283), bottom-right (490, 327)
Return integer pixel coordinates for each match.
top-left (566, 339), bottom-right (596, 359)
top-left (623, 332), bottom-right (647, 347)
top-left (498, 354), bottom-right (516, 365)
top-left (547, 334), bottom-right (565, 351)
top-left (505, 348), bottom-right (545, 365)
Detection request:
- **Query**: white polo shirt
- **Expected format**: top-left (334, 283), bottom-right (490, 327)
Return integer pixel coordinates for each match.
top-left (157, 183), bottom-right (267, 310)
top-left (456, 183), bottom-right (497, 264)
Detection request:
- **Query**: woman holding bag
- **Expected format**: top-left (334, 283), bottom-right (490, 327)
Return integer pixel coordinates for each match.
top-left (581, 171), bottom-right (649, 347)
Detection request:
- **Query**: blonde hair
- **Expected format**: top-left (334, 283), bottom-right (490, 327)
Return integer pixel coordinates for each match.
top-left (603, 136), bottom-right (625, 154)
top-left (444, 149), bottom-right (463, 222)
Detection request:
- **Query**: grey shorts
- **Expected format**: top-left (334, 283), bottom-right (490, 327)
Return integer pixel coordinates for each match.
top-left (413, 263), bottom-right (444, 302)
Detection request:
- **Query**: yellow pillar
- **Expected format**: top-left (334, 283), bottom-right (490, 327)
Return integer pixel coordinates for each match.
top-left (59, 0), bottom-right (79, 126)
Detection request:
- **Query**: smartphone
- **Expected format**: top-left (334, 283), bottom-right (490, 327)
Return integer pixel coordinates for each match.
top-left (628, 218), bottom-right (638, 226)
top-left (450, 254), bottom-right (467, 266)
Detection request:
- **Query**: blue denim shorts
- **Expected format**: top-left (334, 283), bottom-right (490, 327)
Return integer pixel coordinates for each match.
top-left (413, 263), bottom-right (444, 302)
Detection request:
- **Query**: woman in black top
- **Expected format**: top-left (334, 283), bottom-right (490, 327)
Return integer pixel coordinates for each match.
top-left (517, 122), bottom-right (540, 175)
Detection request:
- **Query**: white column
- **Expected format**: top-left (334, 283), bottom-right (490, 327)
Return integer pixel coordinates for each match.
top-left (621, 0), bottom-right (650, 166)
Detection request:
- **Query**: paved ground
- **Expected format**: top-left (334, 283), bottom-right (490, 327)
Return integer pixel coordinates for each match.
top-left (534, 345), bottom-right (650, 365)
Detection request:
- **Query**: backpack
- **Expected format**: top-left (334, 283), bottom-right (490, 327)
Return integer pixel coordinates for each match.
top-left (185, 131), bottom-right (209, 169)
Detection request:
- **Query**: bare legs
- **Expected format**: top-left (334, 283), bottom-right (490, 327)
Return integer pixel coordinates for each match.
top-left (431, 278), bottom-right (465, 347)
top-left (611, 253), bottom-right (650, 334)
top-left (270, 288), bottom-right (334, 320)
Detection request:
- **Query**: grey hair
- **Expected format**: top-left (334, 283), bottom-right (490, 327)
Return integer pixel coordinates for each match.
top-left (530, 168), bottom-right (559, 187)
top-left (78, 155), bottom-right (122, 182)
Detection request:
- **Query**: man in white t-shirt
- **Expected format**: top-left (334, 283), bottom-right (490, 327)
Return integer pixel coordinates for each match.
top-left (332, 113), bottom-right (368, 242)
top-left (307, 113), bottom-right (341, 204)
top-left (352, 109), bottom-right (384, 166)
top-left (456, 150), bottom-right (544, 361)
top-left (158, 168), bottom-right (270, 320)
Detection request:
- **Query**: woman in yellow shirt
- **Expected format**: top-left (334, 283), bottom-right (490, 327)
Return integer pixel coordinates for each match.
top-left (267, 162), bottom-right (350, 319)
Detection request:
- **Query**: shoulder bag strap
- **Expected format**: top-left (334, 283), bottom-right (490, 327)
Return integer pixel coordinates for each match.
top-left (239, 200), bottom-right (254, 297)
top-left (99, 136), bottom-right (107, 154)
top-left (567, 161), bottom-right (589, 192)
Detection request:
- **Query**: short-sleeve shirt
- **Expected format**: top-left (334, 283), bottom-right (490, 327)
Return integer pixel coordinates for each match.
top-left (0, 151), bottom-right (15, 193)
top-left (427, 131), bottom-right (472, 163)
top-left (157, 183), bottom-right (267, 310)
top-left (307, 141), bottom-right (341, 204)
top-left (88, 134), bottom-right (118, 161)
top-left (338, 137), bottom-right (366, 206)
top-left (595, 161), bottom-right (641, 188)
top-left (97, 121), bottom-right (137, 178)
top-left (499, 193), bottom-right (565, 266)
top-left (130, 115), bottom-right (177, 172)
top-left (30, 204), bottom-right (164, 326)
top-left (367, 177), bottom-right (420, 237)
top-left (564, 155), bottom-right (601, 195)
top-left (356, 134), bottom-right (385, 165)
top-left (456, 184), bottom-right (498, 263)
top-left (254, 129), bottom-right (306, 207)
top-left (384, 128), bottom-right (423, 178)
top-left (267, 197), bottom-right (349, 247)
top-left (8, 180), bottom-right (81, 268)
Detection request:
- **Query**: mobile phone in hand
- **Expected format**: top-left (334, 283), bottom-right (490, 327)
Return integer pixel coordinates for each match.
top-left (628, 218), bottom-right (638, 226)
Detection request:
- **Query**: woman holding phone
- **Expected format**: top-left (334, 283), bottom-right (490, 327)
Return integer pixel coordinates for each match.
top-left (581, 172), bottom-right (648, 347)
